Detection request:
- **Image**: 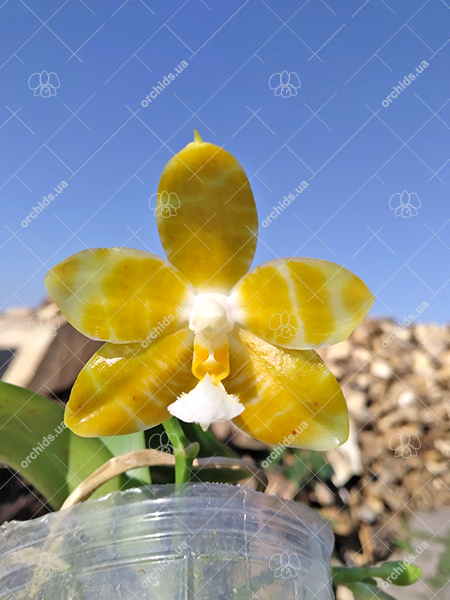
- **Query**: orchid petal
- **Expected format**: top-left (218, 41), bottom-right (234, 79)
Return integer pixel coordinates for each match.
top-left (389, 193), bottom-right (401, 210)
top-left (400, 191), bottom-right (409, 206)
top-left (160, 191), bottom-right (170, 206)
top-left (65, 329), bottom-right (196, 436)
top-left (389, 433), bottom-right (401, 450)
top-left (408, 192), bottom-right (421, 209)
top-left (48, 71), bottom-right (60, 89)
top-left (401, 432), bottom-right (410, 446)
top-left (28, 72), bottom-right (41, 90)
top-left (225, 328), bottom-right (349, 450)
top-left (410, 433), bottom-right (421, 449)
top-left (231, 258), bottom-right (374, 349)
top-left (289, 72), bottom-right (301, 89)
top-left (269, 73), bottom-right (282, 89)
top-left (168, 192), bottom-right (181, 208)
top-left (280, 70), bottom-right (290, 85)
top-left (156, 134), bottom-right (258, 292)
top-left (45, 248), bottom-right (195, 343)
top-left (40, 70), bottom-right (50, 86)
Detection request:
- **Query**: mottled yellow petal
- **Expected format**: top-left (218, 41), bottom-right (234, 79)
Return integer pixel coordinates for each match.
top-left (65, 329), bottom-right (196, 437)
top-left (45, 248), bottom-right (196, 343)
top-left (156, 133), bottom-right (258, 292)
top-left (226, 328), bottom-right (348, 450)
top-left (231, 258), bottom-right (374, 349)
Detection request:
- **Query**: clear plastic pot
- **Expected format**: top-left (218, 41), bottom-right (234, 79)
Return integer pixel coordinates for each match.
top-left (0, 483), bottom-right (334, 599)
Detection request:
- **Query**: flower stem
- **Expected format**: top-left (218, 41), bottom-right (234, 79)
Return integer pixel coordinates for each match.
top-left (162, 417), bottom-right (199, 485)
top-left (332, 562), bottom-right (422, 587)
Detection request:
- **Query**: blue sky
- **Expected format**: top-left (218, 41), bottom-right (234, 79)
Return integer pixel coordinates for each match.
top-left (1, 0), bottom-right (449, 323)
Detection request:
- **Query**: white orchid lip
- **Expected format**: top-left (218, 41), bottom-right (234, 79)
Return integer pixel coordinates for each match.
top-left (167, 374), bottom-right (244, 431)
top-left (166, 293), bottom-right (243, 429)
top-left (189, 293), bottom-right (235, 334)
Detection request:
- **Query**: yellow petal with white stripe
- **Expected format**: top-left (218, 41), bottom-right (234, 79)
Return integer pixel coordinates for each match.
top-left (226, 328), bottom-right (348, 451)
top-left (65, 329), bottom-right (196, 437)
top-left (156, 133), bottom-right (258, 292)
top-left (231, 258), bottom-right (374, 349)
top-left (45, 248), bottom-right (196, 343)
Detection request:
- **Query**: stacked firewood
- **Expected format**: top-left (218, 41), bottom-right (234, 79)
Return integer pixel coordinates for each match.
top-left (320, 319), bottom-right (450, 564)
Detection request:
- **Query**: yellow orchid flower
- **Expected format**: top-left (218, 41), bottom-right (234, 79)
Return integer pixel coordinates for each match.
top-left (45, 132), bottom-right (374, 451)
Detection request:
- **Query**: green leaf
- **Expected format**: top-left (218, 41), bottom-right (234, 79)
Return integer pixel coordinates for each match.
top-left (0, 382), bottom-right (122, 510)
top-left (285, 449), bottom-right (333, 486)
top-left (332, 562), bottom-right (423, 588)
top-left (375, 561), bottom-right (422, 586)
top-left (181, 423), bottom-right (238, 458)
top-left (101, 432), bottom-right (151, 485)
